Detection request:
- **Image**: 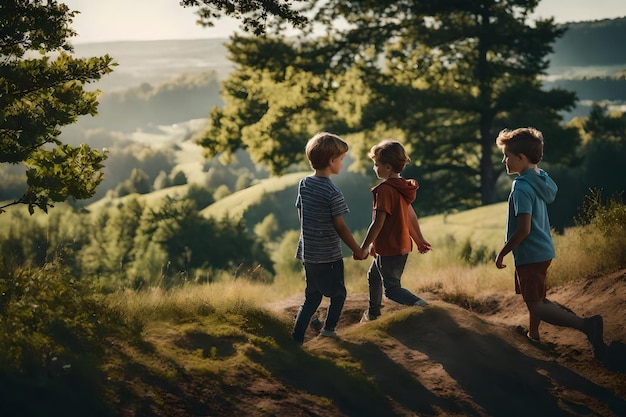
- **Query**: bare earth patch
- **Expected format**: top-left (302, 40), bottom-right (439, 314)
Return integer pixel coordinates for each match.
top-left (265, 268), bottom-right (626, 416)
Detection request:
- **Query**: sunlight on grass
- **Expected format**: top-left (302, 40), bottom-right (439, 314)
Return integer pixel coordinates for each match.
top-left (109, 279), bottom-right (272, 323)
top-left (200, 171), bottom-right (306, 220)
top-left (108, 198), bottom-right (626, 328)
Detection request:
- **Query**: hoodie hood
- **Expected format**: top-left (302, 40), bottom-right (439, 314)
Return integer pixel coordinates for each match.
top-left (373, 177), bottom-right (418, 203)
top-left (515, 168), bottom-right (558, 204)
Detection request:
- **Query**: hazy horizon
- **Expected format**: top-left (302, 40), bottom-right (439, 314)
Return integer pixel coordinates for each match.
top-left (62, 0), bottom-right (626, 44)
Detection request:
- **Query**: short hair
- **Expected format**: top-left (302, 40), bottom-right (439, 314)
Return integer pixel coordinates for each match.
top-left (305, 132), bottom-right (349, 170)
top-left (495, 127), bottom-right (544, 164)
top-left (368, 139), bottom-right (411, 173)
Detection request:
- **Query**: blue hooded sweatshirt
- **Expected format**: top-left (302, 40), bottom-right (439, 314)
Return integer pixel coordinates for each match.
top-left (505, 168), bottom-right (558, 266)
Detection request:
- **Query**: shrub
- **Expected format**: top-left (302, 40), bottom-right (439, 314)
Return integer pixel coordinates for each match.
top-left (577, 189), bottom-right (626, 265)
top-left (0, 261), bottom-right (123, 373)
top-left (458, 238), bottom-right (495, 266)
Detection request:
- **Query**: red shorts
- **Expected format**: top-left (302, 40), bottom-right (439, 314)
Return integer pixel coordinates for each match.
top-left (514, 260), bottom-right (551, 302)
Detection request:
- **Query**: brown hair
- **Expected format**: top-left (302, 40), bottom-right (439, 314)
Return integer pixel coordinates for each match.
top-left (368, 139), bottom-right (410, 173)
top-left (305, 132), bottom-right (349, 169)
top-left (495, 127), bottom-right (544, 164)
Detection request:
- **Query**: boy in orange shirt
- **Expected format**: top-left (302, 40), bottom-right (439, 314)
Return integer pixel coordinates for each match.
top-left (358, 140), bottom-right (432, 322)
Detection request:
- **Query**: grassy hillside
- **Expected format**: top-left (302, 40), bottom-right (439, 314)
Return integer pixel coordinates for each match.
top-left (2, 195), bottom-right (624, 417)
top-left (418, 202), bottom-right (505, 250)
top-left (200, 171), bottom-right (306, 221)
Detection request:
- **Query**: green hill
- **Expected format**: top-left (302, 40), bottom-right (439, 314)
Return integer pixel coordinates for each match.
top-left (200, 172), bottom-right (306, 222)
top-left (550, 17), bottom-right (626, 68)
top-left (200, 170), bottom-right (375, 234)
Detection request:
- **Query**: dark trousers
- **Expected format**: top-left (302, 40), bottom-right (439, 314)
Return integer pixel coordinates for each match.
top-left (292, 259), bottom-right (346, 343)
top-left (367, 254), bottom-right (420, 317)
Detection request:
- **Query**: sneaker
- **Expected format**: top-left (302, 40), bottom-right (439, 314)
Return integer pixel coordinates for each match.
top-left (526, 332), bottom-right (541, 343)
top-left (414, 298), bottom-right (428, 307)
top-left (584, 315), bottom-right (605, 356)
top-left (310, 317), bottom-right (323, 332)
top-left (360, 310), bottom-right (379, 323)
top-left (320, 329), bottom-right (338, 338)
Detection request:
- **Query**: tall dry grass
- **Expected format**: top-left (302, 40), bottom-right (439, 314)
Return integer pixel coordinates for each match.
top-left (111, 197), bottom-right (626, 325)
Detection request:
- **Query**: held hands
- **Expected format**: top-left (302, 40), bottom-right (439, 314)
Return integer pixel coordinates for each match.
top-left (352, 245), bottom-right (371, 260)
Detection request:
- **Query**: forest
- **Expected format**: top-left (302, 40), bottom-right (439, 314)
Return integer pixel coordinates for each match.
top-left (1, 2), bottom-right (626, 415)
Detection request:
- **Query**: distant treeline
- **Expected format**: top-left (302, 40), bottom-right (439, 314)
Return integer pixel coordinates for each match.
top-left (551, 17), bottom-right (626, 66)
top-left (78, 71), bottom-right (223, 132)
top-left (545, 74), bottom-right (626, 101)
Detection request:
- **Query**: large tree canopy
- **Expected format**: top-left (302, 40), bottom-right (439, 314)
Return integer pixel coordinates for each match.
top-left (0, 0), bottom-right (115, 214)
top-left (198, 0), bottom-right (581, 211)
top-left (180, 0), bottom-right (308, 35)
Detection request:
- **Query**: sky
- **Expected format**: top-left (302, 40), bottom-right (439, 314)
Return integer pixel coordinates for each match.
top-left (63, 0), bottom-right (626, 44)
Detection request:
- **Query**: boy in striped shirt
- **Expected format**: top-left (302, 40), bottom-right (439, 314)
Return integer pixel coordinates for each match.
top-left (292, 132), bottom-right (364, 344)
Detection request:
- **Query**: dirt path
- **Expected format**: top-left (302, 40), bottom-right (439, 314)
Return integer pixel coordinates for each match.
top-left (267, 268), bottom-right (626, 416)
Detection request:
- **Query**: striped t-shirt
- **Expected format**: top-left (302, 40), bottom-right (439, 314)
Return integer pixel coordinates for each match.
top-left (295, 175), bottom-right (350, 263)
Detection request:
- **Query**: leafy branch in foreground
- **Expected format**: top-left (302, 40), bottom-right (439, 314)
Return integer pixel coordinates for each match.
top-left (0, 0), bottom-right (116, 214)
top-left (180, 0), bottom-right (308, 35)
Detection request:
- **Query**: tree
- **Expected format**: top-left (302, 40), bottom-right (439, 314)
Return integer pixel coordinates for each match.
top-left (580, 105), bottom-right (626, 200)
top-left (198, 0), bottom-right (580, 210)
top-left (0, 0), bottom-right (115, 214)
top-left (180, 0), bottom-right (308, 36)
top-left (170, 170), bottom-right (188, 186)
top-left (316, 0), bottom-right (580, 206)
top-left (198, 35), bottom-right (349, 174)
top-left (116, 168), bottom-right (152, 196)
top-left (545, 104), bottom-right (626, 231)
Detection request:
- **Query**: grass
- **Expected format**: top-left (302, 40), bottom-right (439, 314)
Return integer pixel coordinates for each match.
top-left (2, 195), bottom-right (624, 416)
top-left (113, 198), bottom-right (626, 324)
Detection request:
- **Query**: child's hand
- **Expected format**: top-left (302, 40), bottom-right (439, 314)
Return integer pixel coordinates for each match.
top-left (368, 243), bottom-right (376, 257)
top-left (416, 240), bottom-right (432, 254)
top-left (495, 254), bottom-right (506, 269)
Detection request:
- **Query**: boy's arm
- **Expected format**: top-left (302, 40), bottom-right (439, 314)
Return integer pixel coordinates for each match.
top-left (495, 213), bottom-right (531, 269)
top-left (408, 205), bottom-right (431, 253)
top-left (332, 215), bottom-right (362, 255)
top-left (360, 210), bottom-right (387, 256)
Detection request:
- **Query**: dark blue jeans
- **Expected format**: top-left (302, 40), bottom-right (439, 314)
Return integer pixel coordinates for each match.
top-left (292, 259), bottom-right (346, 343)
top-left (367, 254), bottom-right (420, 317)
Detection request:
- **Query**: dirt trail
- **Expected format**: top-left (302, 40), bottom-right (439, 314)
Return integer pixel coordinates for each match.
top-left (267, 268), bottom-right (626, 416)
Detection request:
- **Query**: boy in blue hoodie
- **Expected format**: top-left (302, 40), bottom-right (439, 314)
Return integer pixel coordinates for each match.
top-left (495, 127), bottom-right (605, 357)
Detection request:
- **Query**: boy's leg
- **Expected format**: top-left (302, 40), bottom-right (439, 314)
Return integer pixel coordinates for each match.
top-left (527, 299), bottom-right (585, 331)
top-left (292, 265), bottom-right (324, 344)
top-left (517, 261), bottom-right (604, 353)
top-left (378, 254), bottom-right (423, 306)
top-left (318, 260), bottom-right (347, 331)
top-left (528, 311), bottom-right (541, 341)
top-left (516, 261), bottom-right (550, 340)
top-left (367, 258), bottom-right (383, 317)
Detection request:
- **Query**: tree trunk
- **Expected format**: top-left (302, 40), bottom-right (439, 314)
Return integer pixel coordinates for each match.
top-left (480, 122), bottom-right (497, 205)
top-left (477, 5), bottom-right (496, 206)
